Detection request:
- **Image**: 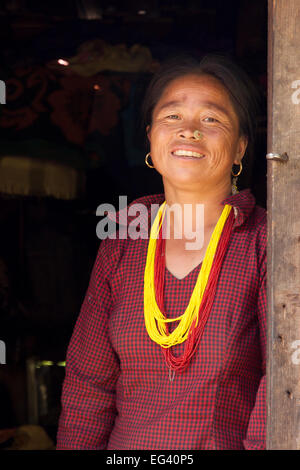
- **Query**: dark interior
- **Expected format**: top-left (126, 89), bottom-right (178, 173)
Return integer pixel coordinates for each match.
top-left (0, 0), bottom-right (267, 449)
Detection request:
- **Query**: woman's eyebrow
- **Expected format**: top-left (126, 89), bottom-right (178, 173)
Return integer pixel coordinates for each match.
top-left (202, 101), bottom-right (230, 117)
top-left (156, 100), bottom-right (231, 117)
top-left (155, 100), bottom-right (182, 113)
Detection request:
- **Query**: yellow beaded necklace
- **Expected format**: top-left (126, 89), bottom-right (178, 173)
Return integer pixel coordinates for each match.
top-left (144, 201), bottom-right (232, 348)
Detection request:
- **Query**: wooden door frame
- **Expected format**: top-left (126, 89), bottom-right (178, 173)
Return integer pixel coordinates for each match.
top-left (267, 0), bottom-right (300, 450)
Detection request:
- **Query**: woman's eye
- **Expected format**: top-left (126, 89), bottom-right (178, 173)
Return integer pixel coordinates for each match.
top-left (203, 116), bottom-right (218, 123)
top-left (166, 114), bottom-right (180, 120)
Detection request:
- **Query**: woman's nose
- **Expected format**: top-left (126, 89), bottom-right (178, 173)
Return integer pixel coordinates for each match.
top-left (177, 125), bottom-right (200, 140)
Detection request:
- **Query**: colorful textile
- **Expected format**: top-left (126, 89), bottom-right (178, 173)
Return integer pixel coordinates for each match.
top-left (0, 66), bottom-right (131, 170)
top-left (56, 188), bottom-right (266, 450)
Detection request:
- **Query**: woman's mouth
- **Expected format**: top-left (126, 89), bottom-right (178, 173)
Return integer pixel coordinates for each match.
top-left (171, 149), bottom-right (206, 160)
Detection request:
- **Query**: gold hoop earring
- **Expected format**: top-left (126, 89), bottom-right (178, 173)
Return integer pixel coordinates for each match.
top-left (231, 161), bottom-right (243, 177)
top-left (231, 161), bottom-right (242, 195)
top-left (145, 152), bottom-right (155, 169)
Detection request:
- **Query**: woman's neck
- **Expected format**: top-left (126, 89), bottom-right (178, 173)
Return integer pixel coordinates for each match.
top-left (163, 183), bottom-right (232, 241)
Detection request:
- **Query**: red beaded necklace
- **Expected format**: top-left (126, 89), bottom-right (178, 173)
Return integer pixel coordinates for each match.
top-left (154, 208), bottom-right (235, 375)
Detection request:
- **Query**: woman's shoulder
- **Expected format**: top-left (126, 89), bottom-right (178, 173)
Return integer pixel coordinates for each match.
top-left (231, 188), bottom-right (266, 232)
top-left (230, 189), bottom-right (266, 268)
top-left (247, 204), bottom-right (267, 271)
top-left (251, 204), bottom-right (267, 231)
top-left (105, 192), bottom-right (164, 225)
top-left (96, 193), bottom-right (165, 274)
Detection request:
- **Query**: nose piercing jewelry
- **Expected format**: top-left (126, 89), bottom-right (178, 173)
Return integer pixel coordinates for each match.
top-left (194, 130), bottom-right (203, 140)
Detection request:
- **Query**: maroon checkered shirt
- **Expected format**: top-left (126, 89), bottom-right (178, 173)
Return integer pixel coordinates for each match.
top-left (56, 188), bottom-right (266, 450)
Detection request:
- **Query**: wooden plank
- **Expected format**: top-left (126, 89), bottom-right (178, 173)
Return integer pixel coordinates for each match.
top-left (267, 0), bottom-right (300, 450)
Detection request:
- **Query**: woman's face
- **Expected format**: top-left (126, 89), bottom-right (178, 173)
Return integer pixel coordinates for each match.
top-left (147, 74), bottom-right (248, 194)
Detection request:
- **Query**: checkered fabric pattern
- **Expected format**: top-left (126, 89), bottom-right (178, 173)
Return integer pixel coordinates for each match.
top-left (56, 188), bottom-right (266, 450)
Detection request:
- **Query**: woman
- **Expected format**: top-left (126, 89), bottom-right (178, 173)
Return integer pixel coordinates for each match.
top-left (56, 55), bottom-right (266, 450)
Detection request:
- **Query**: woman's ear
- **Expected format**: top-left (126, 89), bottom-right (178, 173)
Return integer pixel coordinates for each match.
top-left (234, 135), bottom-right (248, 165)
top-left (146, 125), bottom-right (151, 143)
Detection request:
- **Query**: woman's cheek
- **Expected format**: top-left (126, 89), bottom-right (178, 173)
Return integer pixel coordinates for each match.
top-left (210, 129), bottom-right (235, 153)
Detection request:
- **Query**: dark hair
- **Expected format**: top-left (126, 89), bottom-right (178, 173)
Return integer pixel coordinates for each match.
top-left (142, 54), bottom-right (260, 162)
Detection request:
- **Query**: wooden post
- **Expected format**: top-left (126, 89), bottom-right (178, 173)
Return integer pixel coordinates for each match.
top-left (267, 0), bottom-right (300, 450)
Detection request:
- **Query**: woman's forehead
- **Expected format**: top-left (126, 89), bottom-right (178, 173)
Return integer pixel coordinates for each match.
top-left (154, 74), bottom-right (234, 113)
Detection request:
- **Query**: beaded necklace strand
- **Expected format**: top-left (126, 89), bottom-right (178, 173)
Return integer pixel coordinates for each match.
top-left (144, 201), bottom-right (235, 374)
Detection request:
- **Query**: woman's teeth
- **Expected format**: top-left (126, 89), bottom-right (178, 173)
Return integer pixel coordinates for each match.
top-left (172, 150), bottom-right (204, 158)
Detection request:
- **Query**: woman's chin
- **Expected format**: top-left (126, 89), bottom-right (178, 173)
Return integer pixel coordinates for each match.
top-left (163, 174), bottom-right (207, 189)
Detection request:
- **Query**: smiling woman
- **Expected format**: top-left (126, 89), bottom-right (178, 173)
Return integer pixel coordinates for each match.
top-left (56, 55), bottom-right (266, 450)
top-left (146, 73), bottom-right (247, 199)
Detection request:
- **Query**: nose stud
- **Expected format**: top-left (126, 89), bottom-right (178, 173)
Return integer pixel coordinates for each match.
top-left (193, 130), bottom-right (203, 140)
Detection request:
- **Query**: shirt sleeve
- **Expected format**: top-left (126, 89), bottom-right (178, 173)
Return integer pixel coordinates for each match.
top-left (243, 248), bottom-right (266, 450)
top-left (56, 238), bottom-right (120, 449)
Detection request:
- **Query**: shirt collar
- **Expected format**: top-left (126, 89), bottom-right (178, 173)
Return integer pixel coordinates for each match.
top-left (220, 188), bottom-right (256, 228)
top-left (107, 188), bottom-right (256, 231)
